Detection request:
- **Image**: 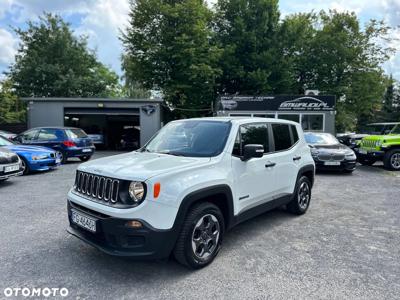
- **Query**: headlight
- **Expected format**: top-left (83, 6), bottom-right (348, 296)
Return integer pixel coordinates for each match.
top-left (376, 140), bottom-right (382, 147)
top-left (31, 154), bottom-right (48, 160)
top-left (345, 151), bottom-right (356, 160)
top-left (128, 181), bottom-right (145, 203)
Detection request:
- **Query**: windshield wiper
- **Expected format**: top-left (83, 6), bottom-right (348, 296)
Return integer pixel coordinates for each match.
top-left (157, 151), bottom-right (185, 157)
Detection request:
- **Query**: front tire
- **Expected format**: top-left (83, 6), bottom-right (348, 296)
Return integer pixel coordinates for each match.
top-left (383, 149), bottom-right (400, 171)
top-left (20, 157), bottom-right (30, 175)
top-left (358, 156), bottom-right (376, 166)
top-left (287, 176), bottom-right (312, 215)
top-left (79, 156), bottom-right (91, 162)
top-left (173, 202), bottom-right (224, 269)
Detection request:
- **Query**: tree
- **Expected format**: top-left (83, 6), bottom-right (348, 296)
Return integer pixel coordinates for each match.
top-left (121, 0), bottom-right (221, 118)
top-left (215, 0), bottom-right (292, 95)
top-left (0, 80), bottom-right (25, 124)
top-left (8, 13), bottom-right (120, 98)
top-left (281, 10), bottom-right (395, 130)
top-left (383, 75), bottom-right (395, 114)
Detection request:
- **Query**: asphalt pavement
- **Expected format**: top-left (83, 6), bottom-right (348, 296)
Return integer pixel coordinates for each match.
top-left (0, 152), bottom-right (399, 299)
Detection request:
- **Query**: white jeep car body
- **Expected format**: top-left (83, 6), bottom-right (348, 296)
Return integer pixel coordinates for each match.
top-left (67, 117), bottom-right (315, 268)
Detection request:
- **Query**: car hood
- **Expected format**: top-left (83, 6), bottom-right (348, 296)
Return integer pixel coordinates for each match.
top-left (3, 145), bottom-right (54, 154)
top-left (310, 144), bottom-right (352, 153)
top-left (78, 151), bottom-right (212, 181)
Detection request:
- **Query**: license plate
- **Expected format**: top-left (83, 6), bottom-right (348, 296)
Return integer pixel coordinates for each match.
top-left (359, 149), bottom-right (367, 154)
top-left (324, 161), bottom-right (341, 166)
top-left (82, 148), bottom-right (92, 153)
top-left (4, 164), bottom-right (19, 173)
top-left (71, 210), bottom-right (97, 233)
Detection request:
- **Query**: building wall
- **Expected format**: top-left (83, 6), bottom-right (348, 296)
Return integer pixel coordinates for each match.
top-left (26, 99), bottom-right (162, 146)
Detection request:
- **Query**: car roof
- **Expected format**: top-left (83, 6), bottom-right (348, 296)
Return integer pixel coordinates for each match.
top-left (173, 116), bottom-right (299, 126)
top-left (28, 126), bottom-right (81, 130)
top-left (368, 122), bottom-right (400, 125)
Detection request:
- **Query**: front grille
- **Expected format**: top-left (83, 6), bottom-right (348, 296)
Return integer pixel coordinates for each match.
top-left (318, 153), bottom-right (345, 161)
top-left (74, 171), bottom-right (120, 203)
top-left (361, 140), bottom-right (377, 148)
top-left (0, 154), bottom-right (19, 164)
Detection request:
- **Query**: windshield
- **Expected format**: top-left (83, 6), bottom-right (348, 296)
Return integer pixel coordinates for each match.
top-left (142, 120), bottom-right (231, 157)
top-left (361, 124), bottom-right (397, 135)
top-left (305, 133), bottom-right (339, 145)
top-left (0, 136), bottom-right (15, 146)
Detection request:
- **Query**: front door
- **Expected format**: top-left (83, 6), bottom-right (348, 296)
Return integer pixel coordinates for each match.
top-left (231, 123), bottom-right (277, 214)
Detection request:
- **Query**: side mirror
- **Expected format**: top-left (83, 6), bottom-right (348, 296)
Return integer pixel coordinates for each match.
top-left (242, 144), bottom-right (264, 161)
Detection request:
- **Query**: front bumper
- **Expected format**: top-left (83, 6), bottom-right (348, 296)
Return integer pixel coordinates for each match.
top-left (355, 149), bottom-right (385, 160)
top-left (314, 159), bottom-right (357, 171)
top-left (67, 200), bottom-right (178, 259)
top-left (28, 158), bottom-right (60, 171)
top-left (0, 169), bottom-right (23, 180)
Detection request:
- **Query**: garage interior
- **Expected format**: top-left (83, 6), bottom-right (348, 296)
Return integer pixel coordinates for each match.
top-left (64, 108), bottom-right (140, 150)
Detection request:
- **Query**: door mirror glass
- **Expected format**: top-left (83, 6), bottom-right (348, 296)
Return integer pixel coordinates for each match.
top-left (242, 144), bottom-right (264, 161)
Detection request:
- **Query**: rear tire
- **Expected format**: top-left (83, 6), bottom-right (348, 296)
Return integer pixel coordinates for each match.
top-left (383, 149), bottom-right (400, 171)
top-left (173, 202), bottom-right (224, 269)
top-left (358, 156), bottom-right (376, 166)
top-left (79, 156), bottom-right (91, 162)
top-left (287, 176), bottom-right (312, 215)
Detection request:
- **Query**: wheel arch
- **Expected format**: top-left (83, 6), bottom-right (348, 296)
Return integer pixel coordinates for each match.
top-left (173, 185), bottom-right (235, 232)
top-left (296, 164), bottom-right (315, 189)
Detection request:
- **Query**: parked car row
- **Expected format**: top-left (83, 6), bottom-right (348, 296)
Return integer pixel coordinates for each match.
top-left (0, 127), bottom-right (96, 181)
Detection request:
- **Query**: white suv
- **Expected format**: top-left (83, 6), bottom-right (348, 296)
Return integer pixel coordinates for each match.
top-left (67, 117), bottom-right (315, 268)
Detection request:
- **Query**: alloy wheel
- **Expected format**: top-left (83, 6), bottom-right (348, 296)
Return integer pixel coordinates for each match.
top-left (390, 153), bottom-right (400, 169)
top-left (298, 182), bottom-right (310, 210)
top-left (191, 214), bottom-right (220, 260)
top-left (20, 159), bottom-right (26, 174)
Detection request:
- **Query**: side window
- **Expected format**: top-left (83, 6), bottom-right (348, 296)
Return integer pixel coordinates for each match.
top-left (37, 129), bottom-right (60, 141)
top-left (291, 125), bottom-right (299, 144)
top-left (232, 123), bottom-right (269, 156)
top-left (21, 130), bottom-right (38, 141)
top-left (272, 123), bottom-right (292, 151)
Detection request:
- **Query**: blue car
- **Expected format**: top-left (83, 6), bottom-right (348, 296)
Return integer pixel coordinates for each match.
top-left (0, 135), bottom-right (61, 174)
top-left (13, 127), bottom-right (95, 163)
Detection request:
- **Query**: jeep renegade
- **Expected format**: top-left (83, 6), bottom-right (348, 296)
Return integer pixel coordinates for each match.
top-left (357, 122), bottom-right (400, 170)
top-left (67, 117), bottom-right (315, 269)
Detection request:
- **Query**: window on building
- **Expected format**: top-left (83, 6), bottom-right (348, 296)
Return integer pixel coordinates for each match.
top-left (232, 123), bottom-right (270, 156)
top-left (253, 114), bottom-right (276, 118)
top-left (229, 114), bottom-right (251, 117)
top-left (301, 114), bottom-right (323, 131)
top-left (277, 114), bottom-right (300, 123)
top-left (272, 123), bottom-right (293, 151)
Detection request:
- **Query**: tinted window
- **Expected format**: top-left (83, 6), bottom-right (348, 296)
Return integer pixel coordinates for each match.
top-left (272, 123), bottom-right (292, 151)
top-left (21, 130), bottom-right (38, 141)
top-left (38, 129), bottom-right (63, 140)
top-left (291, 125), bottom-right (299, 143)
top-left (66, 129), bottom-right (88, 139)
top-left (233, 123), bottom-right (269, 156)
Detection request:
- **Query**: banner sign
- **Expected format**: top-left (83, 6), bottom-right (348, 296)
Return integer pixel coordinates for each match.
top-left (218, 95), bottom-right (336, 111)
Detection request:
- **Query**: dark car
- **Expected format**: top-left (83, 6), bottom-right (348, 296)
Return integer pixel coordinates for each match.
top-left (337, 133), bottom-right (368, 149)
top-left (13, 127), bottom-right (95, 163)
top-left (0, 148), bottom-right (23, 182)
top-left (118, 127), bottom-right (140, 150)
top-left (305, 132), bottom-right (357, 173)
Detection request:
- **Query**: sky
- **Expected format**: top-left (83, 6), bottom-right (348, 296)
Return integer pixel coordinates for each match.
top-left (0, 0), bottom-right (399, 81)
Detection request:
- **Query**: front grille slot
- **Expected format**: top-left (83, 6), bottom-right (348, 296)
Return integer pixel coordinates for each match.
top-left (318, 153), bottom-right (345, 161)
top-left (74, 171), bottom-right (120, 204)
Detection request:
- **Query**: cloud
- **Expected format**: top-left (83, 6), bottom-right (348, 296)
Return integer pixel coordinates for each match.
top-left (0, 28), bottom-right (17, 65)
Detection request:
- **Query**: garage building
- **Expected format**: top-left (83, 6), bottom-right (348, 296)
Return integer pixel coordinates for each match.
top-left (22, 97), bottom-right (162, 149)
top-left (216, 95), bottom-right (336, 133)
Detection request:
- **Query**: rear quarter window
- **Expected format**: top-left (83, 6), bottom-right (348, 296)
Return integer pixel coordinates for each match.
top-left (66, 129), bottom-right (88, 139)
top-left (272, 123), bottom-right (293, 151)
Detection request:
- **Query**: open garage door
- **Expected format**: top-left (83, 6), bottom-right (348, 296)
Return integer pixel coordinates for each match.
top-left (64, 108), bottom-right (140, 150)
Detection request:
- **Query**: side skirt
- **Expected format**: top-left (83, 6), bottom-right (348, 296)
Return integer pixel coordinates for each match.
top-left (232, 194), bottom-right (293, 227)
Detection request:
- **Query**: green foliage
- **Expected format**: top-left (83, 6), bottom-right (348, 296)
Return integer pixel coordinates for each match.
top-left (215, 0), bottom-right (292, 94)
top-left (121, 0), bottom-right (221, 118)
top-left (0, 80), bottom-right (25, 124)
top-left (8, 13), bottom-right (120, 98)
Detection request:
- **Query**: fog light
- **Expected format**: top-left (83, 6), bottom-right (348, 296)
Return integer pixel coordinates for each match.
top-left (125, 220), bottom-right (143, 228)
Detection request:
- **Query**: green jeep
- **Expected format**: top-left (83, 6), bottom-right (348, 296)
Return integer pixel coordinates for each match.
top-left (357, 122), bottom-right (400, 170)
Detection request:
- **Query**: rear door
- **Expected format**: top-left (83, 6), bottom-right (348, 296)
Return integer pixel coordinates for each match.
top-left (269, 123), bottom-right (300, 196)
top-left (231, 123), bottom-right (277, 213)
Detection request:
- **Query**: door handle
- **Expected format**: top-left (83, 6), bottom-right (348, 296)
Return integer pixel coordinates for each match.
top-left (293, 155), bottom-right (301, 161)
top-left (265, 162), bottom-right (276, 168)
